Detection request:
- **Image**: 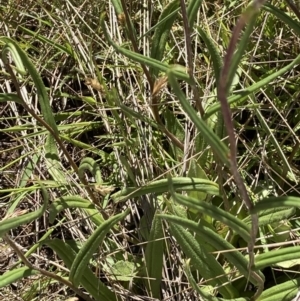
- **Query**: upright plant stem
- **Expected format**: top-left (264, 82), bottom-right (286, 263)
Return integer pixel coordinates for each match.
top-left (217, 1), bottom-right (268, 299)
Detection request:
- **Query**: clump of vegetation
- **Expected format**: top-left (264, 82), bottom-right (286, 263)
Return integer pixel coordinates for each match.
top-left (1, 0), bottom-right (300, 300)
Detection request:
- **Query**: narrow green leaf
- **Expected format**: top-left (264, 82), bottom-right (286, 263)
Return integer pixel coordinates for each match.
top-left (183, 260), bottom-right (250, 301)
top-left (48, 196), bottom-right (106, 226)
top-left (0, 37), bottom-right (64, 185)
top-left (1, 37), bottom-right (58, 134)
top-left (111, 177), bottom-right (219, 203)
top-left (263, 3), bottom-right (300, 36)
top-left (187, 158), bottom-right (209, 202)
top-left (0, 93), bottom-right (23, 103)
top-left (253, 246), bottom-right (300, 271)
top-left (255, 108), bottom-right (297, 183)
top-left (145, 214), bottom-right (165, 298)
top-left (187, 0), bottom-right (204, 28)
top-left (49, 196), bottom-right (95, 223)
top-left (257, 277), bottom-right (300, 301)
top-left (0, 267), bottom-right (38, 288)
top-left (69, 209), bottom-right (130, 286)
top-left (197, 27), bottom-right (223, 85)
top-left (243, 207), bottom-right (295, 226)
top-left (173, 192), bottom-right (251, 242)
top-left (251, 196), bottom-right (300, 214)
top-left (0, 185), bottom-right (48, 237)
top-left (15, 26), bottom-right (74, 56)
top-left (226, 12), bottom-right (258, 93)
top-left (78, 157), bottom-right (102, 184)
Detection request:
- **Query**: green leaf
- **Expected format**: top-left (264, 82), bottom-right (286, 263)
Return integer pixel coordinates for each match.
top-left (69, 209), bottom-right (130, 286)
top-left (226, 12), bottom-right (258, 93)
top-left (243, 207), bottom-right (295, 226)
top-left (78, 157), bottom-right (103, 184)
top-left (159, 214), bottom-right (264, 286)
top-left (145, 214), bottom-right (165, 298)
top-left (0, 37), bottom-right (65, 184)
top-left (0, 267), bottom-right (38, 288)
top-left (111, 177), bottom-right (219, 203)
top-left (263, 3), bottom-right (300, 36)
top-left (257, 277), bottom-right (300, 301)
top-left (0, 37), bottom-right (58, 133)
top-left (187, 0), bottom-right (204, 28)
top-left (197, 27), bottom-right (223, 85)
top-left (250, 196), bottom-right (300, 213)
top-left (253, 246), bottom-right (300, 271)
top-left (173, 193), bottom-right (251, 242)
top-left (110, 260), bottom-right (137, 281)
top-left (49, 196), bottom-right (95, 223)
top-left (0, 185), bottom-right (48, 237)
top-left (183, 260), bottom-right (250, 301)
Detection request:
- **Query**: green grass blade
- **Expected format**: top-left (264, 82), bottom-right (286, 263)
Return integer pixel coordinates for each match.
top-left (110, 0), bottom-right (137, 41)
top-left (226, 13), bottom-right (257, 93)
top-left (1, 37), bottom-right (58, 134)
top-left (15, 25), bottom-right (74, 56)
top-left (183, 260), bottom-right (251, 301)
top-left (197, 27), bottom-right (223, 85)
top-left (1, 37), bottom-right (65, 184)
top-left (79, 157), bottom-right (103, 184)
top-left (243, 207), bottom-right (295, 226)
top-left (257, 277), bottom-right (300, 301)
top-left (49, 196), bottom-right (95, 223)
top-left (160, 214), bottom-right (264, 286)
top-left (0, 93), bottom-right (23, 103)
top-left (254, 108), bottom-right (297, 182)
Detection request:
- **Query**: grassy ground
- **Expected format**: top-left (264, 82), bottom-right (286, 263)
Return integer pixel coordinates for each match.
top-left (1, 0), bottom-right (300, 300)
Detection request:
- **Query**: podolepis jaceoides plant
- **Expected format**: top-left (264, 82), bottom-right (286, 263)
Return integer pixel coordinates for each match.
top-left (1, 0), bottom-right (300, 301)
